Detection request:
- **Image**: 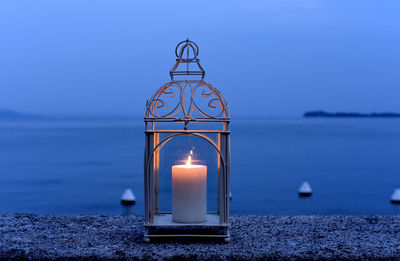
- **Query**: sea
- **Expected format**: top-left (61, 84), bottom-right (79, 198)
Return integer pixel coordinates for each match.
top-left (1, 116), bottom-right (400, 215)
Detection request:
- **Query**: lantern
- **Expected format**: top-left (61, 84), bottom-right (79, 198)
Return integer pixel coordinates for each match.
top-left (144, 39), bottom-right (231, 242)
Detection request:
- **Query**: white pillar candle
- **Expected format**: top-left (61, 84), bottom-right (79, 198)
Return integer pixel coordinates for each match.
top-left (172, 155), bottom-right (207, 223)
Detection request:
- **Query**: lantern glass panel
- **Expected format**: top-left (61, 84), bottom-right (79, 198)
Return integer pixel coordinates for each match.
top-left (156, 134), bottom-right (219, 214)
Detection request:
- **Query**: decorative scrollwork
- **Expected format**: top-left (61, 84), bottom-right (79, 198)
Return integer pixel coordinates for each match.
top-left (191, 81), bottom-right (227, 119)
top-left (145, 80), bottom-right (229, 120)
top-left (146, 81), bottom-right (183, 118)
top-left (145, 40), bottom-right (229, 121)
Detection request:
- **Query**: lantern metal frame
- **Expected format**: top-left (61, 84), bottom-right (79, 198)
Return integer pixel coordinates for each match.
top-left (144, 39), bottom-right (231, 242)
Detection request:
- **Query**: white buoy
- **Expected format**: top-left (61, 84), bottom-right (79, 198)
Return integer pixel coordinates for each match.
top-left (391, 188), bottom-right (400, 204)
top-left (299, 181), bottom-right (312, 197)
top-left (229, 192), bottom-right (232, 200)
top-left (121, 188), bottom-right (136, 205)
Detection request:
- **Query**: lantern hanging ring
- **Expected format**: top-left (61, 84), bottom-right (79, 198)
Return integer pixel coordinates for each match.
top-left (175, 39), bottom-right (199, 58)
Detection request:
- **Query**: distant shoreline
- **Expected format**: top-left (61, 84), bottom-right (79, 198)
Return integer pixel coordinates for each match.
top-left (304, 111), bottom-right (400, 118)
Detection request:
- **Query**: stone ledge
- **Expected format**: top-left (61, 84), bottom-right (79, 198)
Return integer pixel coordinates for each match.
top-left (1, 214), bottom-right (400, 260)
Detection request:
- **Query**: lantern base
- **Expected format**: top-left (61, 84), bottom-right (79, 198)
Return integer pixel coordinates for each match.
top-left (145, 214), bottom-right (229, 241)
top-left (153, 213), bottom-right (220, 226)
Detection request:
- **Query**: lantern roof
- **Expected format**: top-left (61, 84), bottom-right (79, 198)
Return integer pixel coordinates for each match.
top-left (145, 39), bottom-right (230, 122)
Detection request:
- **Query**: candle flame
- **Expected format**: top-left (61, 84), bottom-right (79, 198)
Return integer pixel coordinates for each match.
top-left (186, 155), bottom-right (192, 166)
top-left (190, 150), bottom-right (193, 155)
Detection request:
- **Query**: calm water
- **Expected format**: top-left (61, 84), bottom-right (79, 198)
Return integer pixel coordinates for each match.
top-left (1, 117), bottom-right (400, 215)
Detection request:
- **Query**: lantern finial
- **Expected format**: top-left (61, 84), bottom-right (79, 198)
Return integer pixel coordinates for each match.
top-left (170, 39), bottom-right (204, 80)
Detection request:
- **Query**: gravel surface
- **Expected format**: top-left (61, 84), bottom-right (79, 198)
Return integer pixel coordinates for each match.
top-left (1, 214), bottom-right (400, 260)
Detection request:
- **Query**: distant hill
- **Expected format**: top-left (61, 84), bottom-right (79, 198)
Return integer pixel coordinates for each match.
top-left (0, 109), bottom-right (41, 119)
top-left (304, 111), bottom-right (400, 118)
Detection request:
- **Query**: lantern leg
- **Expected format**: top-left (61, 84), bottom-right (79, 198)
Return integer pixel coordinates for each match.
top-left (144, 226), bottom-right (150, 242)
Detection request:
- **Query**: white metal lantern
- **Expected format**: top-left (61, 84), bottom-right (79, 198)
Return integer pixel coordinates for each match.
top-left (144, 39), bottom-right (231, 242)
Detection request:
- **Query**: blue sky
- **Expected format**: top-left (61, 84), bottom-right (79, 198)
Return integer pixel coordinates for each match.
top-left (0, 0), bottom-right (399, 116)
